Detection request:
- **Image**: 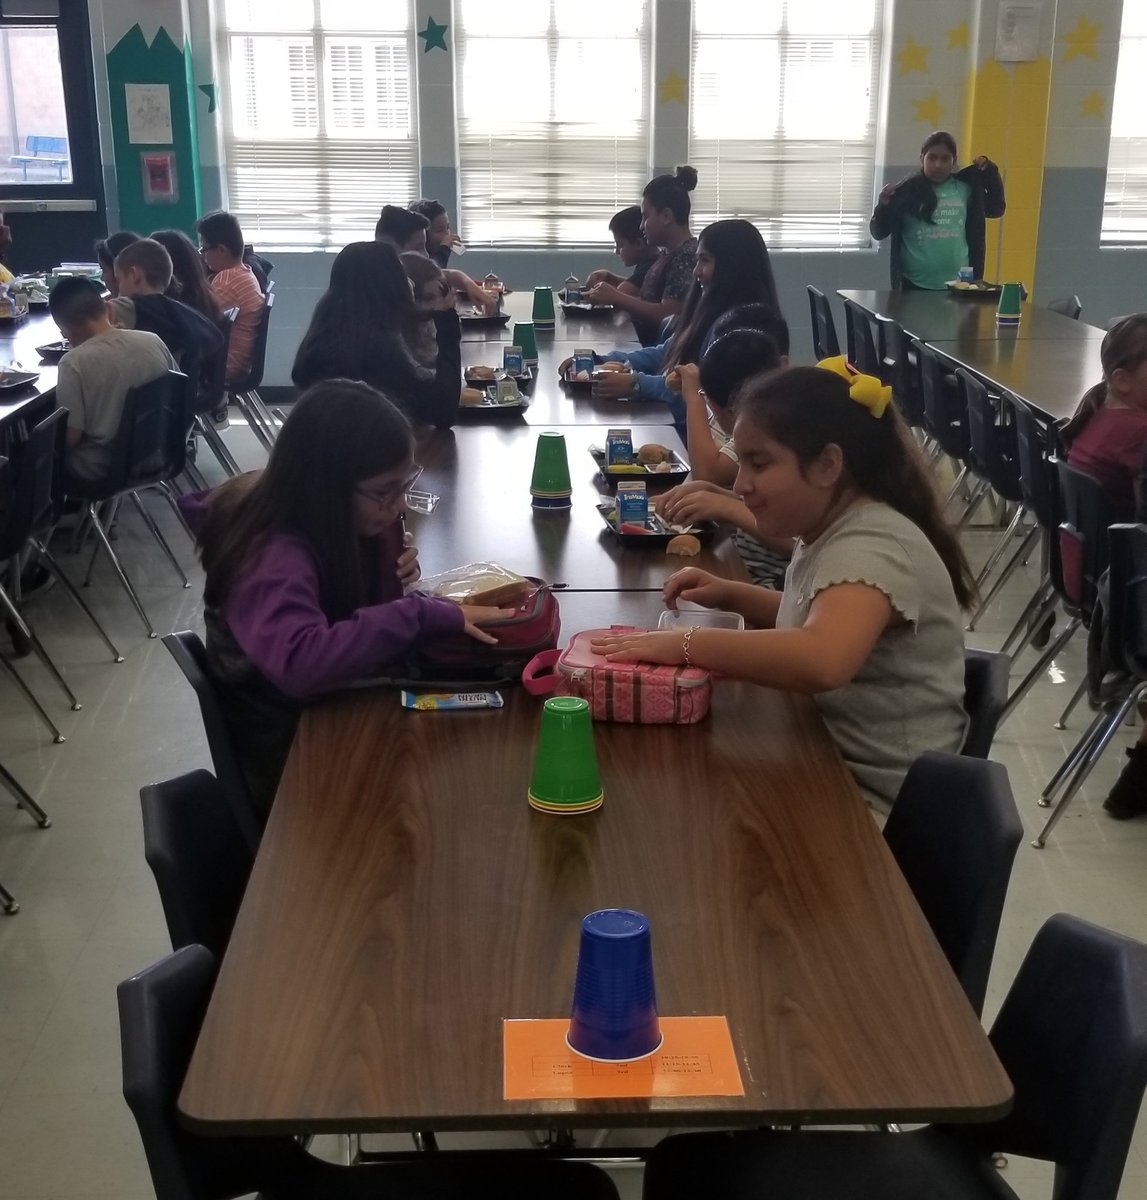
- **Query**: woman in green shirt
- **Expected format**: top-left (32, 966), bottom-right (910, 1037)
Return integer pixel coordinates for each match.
top-left (870, 131), bottom-right (1006, 290)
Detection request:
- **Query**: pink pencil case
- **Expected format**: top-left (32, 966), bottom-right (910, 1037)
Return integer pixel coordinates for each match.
top-left (521, 626), bottom-right (713, 724)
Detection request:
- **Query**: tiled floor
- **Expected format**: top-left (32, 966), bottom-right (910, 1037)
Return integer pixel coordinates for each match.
top-left (1, 428), bottom-right (1146, 1200)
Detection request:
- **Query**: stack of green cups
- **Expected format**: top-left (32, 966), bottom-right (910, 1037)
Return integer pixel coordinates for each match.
top-left (528, 696), bottom-right (604, 814)
top-left (530, 430), bottom-right (572, 510)
top-left (532, 286), bottom-right (556, 331)
top-left (513, 321), bottom-right (539, 364)
top-left (996, 281), bottom-right (1022, 327)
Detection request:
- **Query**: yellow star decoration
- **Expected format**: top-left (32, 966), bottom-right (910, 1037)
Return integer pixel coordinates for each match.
top-left (947, 22), bottom-right (969, 51)
top-left (1081, 91), bottom-right (1106, 118)
top-left (897, 36), bottom-right (931, 77)
top-left (912, 91), bottom-right (944, 126)
top-left (1063, 15), bottom-right (1101, 62)
top-left (658, 70), bottom-right (686, 105)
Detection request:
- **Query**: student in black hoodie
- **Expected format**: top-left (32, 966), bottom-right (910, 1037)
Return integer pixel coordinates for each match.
top-left (108, 238), bottom-right (223, 411)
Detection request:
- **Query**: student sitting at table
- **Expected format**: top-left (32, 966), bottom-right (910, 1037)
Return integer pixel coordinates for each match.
top-left (292, 240), bottom-right (462, 429)
top-left (378, 204), bottom-right (494, 315)
top-left (870, 130), bottom-right (1005, 291)
top-left (194, 209), bottom-right (267, 385)
top-left (150, 228), bottom-right (223, 324)
top-left (584, 205), bottom-right (661, 298)
top-left (401, 251), bottom-right (453, 368)
top-left (568, 219), bottom-right (781, 429)
top-left (182, 379), bottom-right (509, 818)
top-left (94, 229), bottom-right (141, 297)
top-left (107, 238), bottom-right (223, 410)
top-left (409, 197), bottom-right (463, 268)
top-left (585, 166), bottom-right (699, 346)
top-left (592, 359), bottom-right (973, 808)
top-left (48, 276), bottom-right (175, 483)
top-left (1062, 314), bottom-right (1147, 522)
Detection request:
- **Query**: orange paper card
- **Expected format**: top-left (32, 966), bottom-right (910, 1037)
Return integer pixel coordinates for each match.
top-left (503, 1016), bottom-right (744, 1100)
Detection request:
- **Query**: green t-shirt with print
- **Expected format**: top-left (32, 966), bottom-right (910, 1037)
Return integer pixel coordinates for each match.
top-left (899, 178), bottom-right (972, 290)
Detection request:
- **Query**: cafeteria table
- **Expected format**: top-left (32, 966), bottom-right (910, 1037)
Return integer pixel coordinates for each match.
top-left (179, 590), bottom-right (1013, 1137)
top-left (0, 309), bottom-right (62, 443)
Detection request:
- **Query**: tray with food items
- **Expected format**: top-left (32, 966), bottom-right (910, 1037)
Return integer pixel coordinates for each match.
top-left (459, 381), bottom-right (530, 414)
top-left (557, 287), bottom-right (614, 315)
top-left (946, 280), bottom-right (1002, 297)
top-left (464, 363), bottom-right (533, 390)
top-left (0, 368), bottom-right (40, 393)
top-left (562, 352), bottom-right (630, 391)
top-left (456, 305), bottom-right (512, 327)
top-left (35, 341), bottom-right (70, 361)
top-left (589, 434), bottom-right (690, 486)
top-left (596, 499), bottom-right (715, 551)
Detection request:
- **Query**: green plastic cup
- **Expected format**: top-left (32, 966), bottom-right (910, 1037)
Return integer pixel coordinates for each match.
top-left (997, 281), bottom-right (1022, 325)
top-left (513, 321), bottom-right (539, 364)
top-left (528, 696), bottom-right (604, 814)
top-left (530, 430), bottom-right (572, 509)
top-left (531, 287), bottom-right (556, 331)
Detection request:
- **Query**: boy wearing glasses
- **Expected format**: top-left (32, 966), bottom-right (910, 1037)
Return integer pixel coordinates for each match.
top-left (196, 210), bottom-right (266, 385)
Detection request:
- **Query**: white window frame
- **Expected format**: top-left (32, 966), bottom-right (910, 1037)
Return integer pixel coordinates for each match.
top-left (1102, 7), bottom-right (1147, 246)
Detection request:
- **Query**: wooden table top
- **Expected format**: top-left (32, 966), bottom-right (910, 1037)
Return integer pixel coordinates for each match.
top-left (838, 288), bottom-right (1107, 345)
top-left (410, 424), bottom-right (744, 590)
top-left (180, 595), bottom-right (1012, 1134)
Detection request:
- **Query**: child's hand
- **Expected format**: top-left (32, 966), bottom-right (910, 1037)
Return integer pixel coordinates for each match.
top-left (558, 354), bottom-right (575, 377)
top-left (660, 488), bottom-right (743, 527)
top-left (459, 605), bottom-right (512, 644)
top-left (396, 532), bottom-right (421, 587)
top-left (592, 370), bottom-right (634, 400)
top-left (585, 282), bottom-right (620, 306)
top-left (663, 567), bottom-right (729, 612)
top-left (585, 269), bottom-right (612, 288)
top-left (589, 630), bottom-right (685, 666)
top-left (972, 155), bottom-right (993, 170)
top-left (878, 181), bottom-right (896, 206)
top-left (676, 363), bottom-right (701, 397)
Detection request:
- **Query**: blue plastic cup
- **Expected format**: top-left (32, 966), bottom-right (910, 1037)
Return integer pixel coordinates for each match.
top-left (566, 909), bottom-right (662, 1061)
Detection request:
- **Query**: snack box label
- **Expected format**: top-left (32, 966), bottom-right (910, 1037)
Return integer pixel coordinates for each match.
top-left (606, 427), bottom-right (634, 467)
top-left (496, 377), bottom-right (520, 404)
top-left (958, 266), bottom-right (975, 282)
top-left (617, 480), bottom-right (649, 526)
top-left (503, 346), bottom-right (524, 374)
top-left (573, 348), bottom-right (595, 375)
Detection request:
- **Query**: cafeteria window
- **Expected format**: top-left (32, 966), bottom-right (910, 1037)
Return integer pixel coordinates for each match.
top-left (1102, 4), bottom-right (1147, 245)
top-left (0, 24), bottom-right (72, 185)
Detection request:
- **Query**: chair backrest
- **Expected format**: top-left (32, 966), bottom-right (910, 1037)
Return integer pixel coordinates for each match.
top-left (1047, 295), bottom-right (1082, 320)
top-left (806, 285), bottom-right (841, 360)
top-left (842, 297), bottom-right (882, 377)
top-left (962, 648), bottom-right (1010, 759)
top-left (956, 368), bottom-right (1021, 501)
top-left (874, 315), bottom-right (925, 428)
top-left (0, 407), bottom-right (66, 558)
top-left (140, 770), bottom-right (254, 959)
top-left (979, 913), bottom-right (1147, 1200)
top-left (1007, 393), bottom-right (1061, 532)
top-left (913, 339), bottom-right (970, 459)
top-left (1105, 524), bottom-right (1147, 682)
top-left (162, 631), bottom-right (261, 852)
top-left (195, 311), bottom-right (236, 416)
top-left (884, 752), bottom-right (1021, 1016)
top-left (228, 291), bottom-right (274, 393)
top-left (1055, 458), bottom-right (1113, 619)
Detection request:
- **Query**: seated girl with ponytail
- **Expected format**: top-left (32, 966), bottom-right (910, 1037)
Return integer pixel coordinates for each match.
top-left (592, 359), bottom-right (974, 807)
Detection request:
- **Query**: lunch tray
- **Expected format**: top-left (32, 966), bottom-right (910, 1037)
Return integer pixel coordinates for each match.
top-left (589, 443), bottom-right (690, 486)
top-left (596, 503), bottom-right (715, 547)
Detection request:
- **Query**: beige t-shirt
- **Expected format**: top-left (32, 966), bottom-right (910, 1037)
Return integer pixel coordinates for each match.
top-left (775, 501), bottom-right (968, 807)
top-left (57, 328), bottom-right (175, 480)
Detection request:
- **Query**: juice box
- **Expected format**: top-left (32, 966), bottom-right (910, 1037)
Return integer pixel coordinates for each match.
top-left (573, 348), bottom-right (595, 376)
top-left (616, 480), bottom-right (649, 527)
top-left (495, 377), bottom-right (520, 405)
top-left (503, 346), bottom-right (524, 374)
top-left (606, 428), bottom-right (634, 467)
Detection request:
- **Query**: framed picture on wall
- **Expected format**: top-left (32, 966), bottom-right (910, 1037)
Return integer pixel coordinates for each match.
top-left (140, 152), bottom-right (178, 205)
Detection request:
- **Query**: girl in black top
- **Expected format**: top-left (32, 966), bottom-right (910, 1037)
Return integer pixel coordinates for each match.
top-left (292, 241), bottom-right (461, 429)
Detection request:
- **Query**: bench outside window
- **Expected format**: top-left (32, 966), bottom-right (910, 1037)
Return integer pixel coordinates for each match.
top-left (8, 136), bottom-right (71, 182)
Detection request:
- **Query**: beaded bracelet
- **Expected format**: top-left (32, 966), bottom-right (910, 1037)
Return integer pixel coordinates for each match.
top-left (682, 624), bottom-right (700, 667)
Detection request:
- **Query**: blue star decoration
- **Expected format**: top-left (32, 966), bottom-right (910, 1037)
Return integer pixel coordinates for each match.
top-left (418, 17), bottom-right (449, 53)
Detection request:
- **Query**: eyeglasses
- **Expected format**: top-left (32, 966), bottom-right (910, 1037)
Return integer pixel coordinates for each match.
top-left (355, 466), bottom-right (424, 507)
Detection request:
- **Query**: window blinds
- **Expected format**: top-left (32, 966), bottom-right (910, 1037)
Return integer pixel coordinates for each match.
top-left (689, 0), bottom-right (884, 250)
top-left (455, 0), bottom-right (651, 247)
top-left (1102, 5), bottom-right (1147, 245)
top-left (218, 0), bottom-right (417, 251)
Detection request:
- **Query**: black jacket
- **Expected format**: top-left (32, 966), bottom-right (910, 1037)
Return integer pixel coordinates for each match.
top-left (110, 293), bottom-right (224, 409)
top-left (869, 162), bottom-right (1006, 288)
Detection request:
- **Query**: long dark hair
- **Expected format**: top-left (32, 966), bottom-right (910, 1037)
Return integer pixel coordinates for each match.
top-left (198, 379), bottom-right (415, 620)
top-left (642, 164), bottom-right (698, 225)
top-left (1063, 314), bottom-right (1147, 445)
top-left (150, 228), bottom-right (223, 321)
top-left (906, 130), bottom-right (960, 224)
top-left (662, 220), bottom-right (781, 371)
top-left (738, 366), bottom-right (976, 608)
top-left (292, 241), bottom-right (415, 386)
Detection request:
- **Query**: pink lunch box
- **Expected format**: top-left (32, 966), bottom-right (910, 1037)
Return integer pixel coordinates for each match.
top-left (521, 626), bottom-right (713, 724)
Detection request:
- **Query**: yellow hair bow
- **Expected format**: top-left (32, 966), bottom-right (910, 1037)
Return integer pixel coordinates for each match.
top-left (816, 355), bottom-right (893, 419)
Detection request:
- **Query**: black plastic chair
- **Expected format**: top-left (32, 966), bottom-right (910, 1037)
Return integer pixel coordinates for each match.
top-left (914, 340), bottom-right (971, 502)
top-left (1047, 295), bottom-right (1082, 320)
top-left (962, 649), bottom-right (1010, 760)
top-left (806, 285), bottom-right (841, 360)
top-left (843, 296), bottom-right (883, 377)
top-left (642, 913), bottom-right (1147, 1200)
top-left (140, 770), bottom-right (253, 958)
top-left (228, 291), bottom-right (276, 450)
top-left (884, 752), bottom-right (1021, 1016)
top-left (1034, 524), bottom-right (1147, 848)
top-left (192, 309), bottom-right (241, 477)
top-left (0, 756), bottom-right (51, 914)
top-left (162, 630), bottom-right (262, 852)
top-left (66, 370), bottom-right (193, 638)
top-left (874, 315), bottom-right (925, 431)
top-left (119, 944), bottom-right (622, 1200)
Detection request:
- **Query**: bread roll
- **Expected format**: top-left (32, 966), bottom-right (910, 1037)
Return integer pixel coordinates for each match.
top-left (636, 443), bottom-right (671, 465)
top-left (461, 386), bottom-right (486, 406)
top-left (467, 365), bottom-right (496, 380)
top-left (596, 360), bottom-right (628, 373)
top-left (666, 534), bottom-right (701, 557)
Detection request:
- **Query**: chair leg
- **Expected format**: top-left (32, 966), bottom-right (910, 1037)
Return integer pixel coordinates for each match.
top-left (29, 541), bottom-right (123, 663)
top-left (1041, 707), bottom-right (1109, 805)
top-left (1001, 583), bottom-right (1054, 659)
top-left (83, 499), bottom-right (120, 587)
top-left (233, 391), bottom-right (275, 451)
top-left (955, 479), bottom-right (990, 530)
top-left (0, 760), bottom-right (51, 826)
top-left (85, 503), bottom-right (157, 639)
top-left (150, 481), bottom-right (197, 547)
top-left (0, 878), bottom-right (18, 914)
top-left (998, 617), bottom-right (1082, 727)
top-left (966, 535), bottom-right (1042, 632)
top-left (973, 507), bottom-right (1030, 589)
top-left (943, 464), bottom-right (970, 510)
top-left (193, 415), bottom-right (241, 477)
top-left (127, 492), bottom-right (189, 589)
top-left (1054, 676), bottom-right (1091, 732)
top-left (0, 583), bottom-right (81, 711)
top-left (0, 652), bottom-right (65, 742)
